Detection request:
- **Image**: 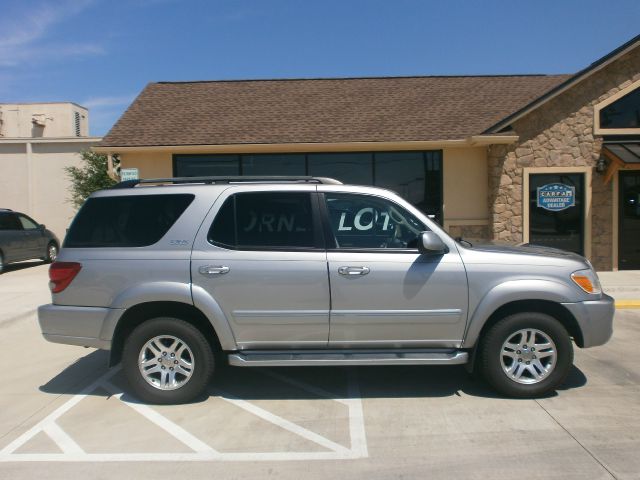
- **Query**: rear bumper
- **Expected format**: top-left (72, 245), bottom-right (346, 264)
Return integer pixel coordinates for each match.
top-left (562, 294), bottom-right (615, 348)
top-left (37, 304), bottom-right (123, 349)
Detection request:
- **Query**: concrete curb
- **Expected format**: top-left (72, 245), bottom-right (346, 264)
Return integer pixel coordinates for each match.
top-left (615, 300), bottom-right (640, 309)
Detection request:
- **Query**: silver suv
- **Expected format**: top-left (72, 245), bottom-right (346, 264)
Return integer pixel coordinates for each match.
top-left (38, 176), bottom-right (614, 404)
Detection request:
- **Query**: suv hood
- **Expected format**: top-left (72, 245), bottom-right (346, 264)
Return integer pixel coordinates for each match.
top-left (460, 242), bottom-right (590, 267)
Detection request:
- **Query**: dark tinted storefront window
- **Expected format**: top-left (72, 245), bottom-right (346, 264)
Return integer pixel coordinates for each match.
top-left (307, 153), bottom-right (373, 185)
top-left (208, 192), bottom-right (315, 249)
top-left (600, 88), bottom-right (640, 129)
top-left (528, 173), bottom-right (584, 255)
top-left (174, 155), bottom-right (239, 177)
top-left (242, 154), bottom-right (306, 176)
top-left (175, 151), bottom-right (443, 222)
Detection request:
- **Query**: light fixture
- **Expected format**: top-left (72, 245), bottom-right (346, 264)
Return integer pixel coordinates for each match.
top-left (595, 156), bottom-right (607, 173)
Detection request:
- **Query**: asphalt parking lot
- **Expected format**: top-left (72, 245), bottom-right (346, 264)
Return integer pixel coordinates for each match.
top-left (1, 263), bottom-right (639, 479)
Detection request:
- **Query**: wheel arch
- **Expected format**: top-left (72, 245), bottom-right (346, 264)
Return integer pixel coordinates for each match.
top-left (463, 298), bottom-right (583, 373)
top-left (109, 301), bottom-right (223, 367)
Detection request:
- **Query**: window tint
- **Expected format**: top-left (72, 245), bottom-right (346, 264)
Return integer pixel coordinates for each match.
top-left (18, 215), bottom-right (39, 230)
top-left (174, 155), bottom-right (239, 177)
top-left (242, 154), bottom-right (306, 176)
top-left (209, 192), bottom-right (315, 249)
top-left (172, 151), bottom-right (443, 222)
top-left (600, 88), bottom-right (640, 129)
top-left (308, 153), bottom-right (373, 185)
top-left (64, 194), bottom-right (194, 248)
top-left (324, 193), bottom-right (426, 249)
top-left (0, 213), bottom-right (21, 231)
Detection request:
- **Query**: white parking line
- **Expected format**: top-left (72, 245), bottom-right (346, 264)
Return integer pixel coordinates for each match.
top-left (214, 389), bottom-right (352, 455)
top-left (101, 380), bottom-right (219, 455)
top-left (0, 366), bottom-right (369, 462)
top-left (42, 423), bottom-right (84, 454)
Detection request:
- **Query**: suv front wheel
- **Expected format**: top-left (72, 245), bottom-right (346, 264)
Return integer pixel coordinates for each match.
top-left (479, 312), bottom-right (573, 398)
top-left (122, 317), bottom-right (215, 404)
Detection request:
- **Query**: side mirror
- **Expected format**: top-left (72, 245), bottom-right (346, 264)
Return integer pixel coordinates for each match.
top-left (417, 231), bottom-right (447, 255)
top-left (40, 224), bottom-right (46, 230)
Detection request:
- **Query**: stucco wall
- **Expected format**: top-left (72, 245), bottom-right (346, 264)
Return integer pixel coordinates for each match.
top-left (0, 141), bottom-right (99, 240)
top-left (120, 151), bottom-right (173, 178)
top-left (443, 146), bottom-right (490, 242)
top-left (488, 47), bottom-right (640, 270)
top-left (0, 103), bottom-right (89, 138)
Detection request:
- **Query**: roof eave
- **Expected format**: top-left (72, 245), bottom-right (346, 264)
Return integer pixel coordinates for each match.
top-left (93, 136), bottom-right (520, 154)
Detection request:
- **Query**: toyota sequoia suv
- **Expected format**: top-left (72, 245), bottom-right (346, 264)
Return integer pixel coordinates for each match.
top-left (38, 176), bottom-right (614, 404)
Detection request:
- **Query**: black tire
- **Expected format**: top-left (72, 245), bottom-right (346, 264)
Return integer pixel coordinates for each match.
top-left (479, 312), bottom-right (573, 398)
top-left (122, 317), bottom-right (215, 404)
top-left (44, 242), bottom-right (58, 264)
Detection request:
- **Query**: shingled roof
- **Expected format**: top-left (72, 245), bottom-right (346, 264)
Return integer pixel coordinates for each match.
top-left (99, 75), bottom-right (571, 148)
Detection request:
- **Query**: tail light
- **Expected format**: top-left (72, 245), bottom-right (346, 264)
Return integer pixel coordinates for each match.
top-left (49, 262), bottom-right (82, 293)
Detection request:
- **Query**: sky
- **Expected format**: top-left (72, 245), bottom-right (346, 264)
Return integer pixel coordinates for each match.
top-left (1, 0), bottom-right (638, 137)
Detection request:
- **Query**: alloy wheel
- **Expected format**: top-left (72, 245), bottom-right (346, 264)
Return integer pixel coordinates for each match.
top-left (138, 335), bottom-right (195, 390)
top-left (500, 329), bottom-right (557, 384)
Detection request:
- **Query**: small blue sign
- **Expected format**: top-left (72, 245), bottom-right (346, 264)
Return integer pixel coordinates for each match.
top-left (537, 183), bottom-right (575, 212)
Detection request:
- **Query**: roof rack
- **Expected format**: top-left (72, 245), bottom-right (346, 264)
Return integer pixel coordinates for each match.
top-left (111, 176), bottom-right (343, 189)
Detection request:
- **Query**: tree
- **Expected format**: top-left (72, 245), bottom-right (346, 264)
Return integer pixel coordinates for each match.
top-left (65, 150), bottom-right (118, 208)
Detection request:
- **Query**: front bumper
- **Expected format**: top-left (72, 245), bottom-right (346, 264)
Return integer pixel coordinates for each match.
top-left (562, 293), bottom-right (615, 348)
top-left (38, 304), bottom-right (123, 349)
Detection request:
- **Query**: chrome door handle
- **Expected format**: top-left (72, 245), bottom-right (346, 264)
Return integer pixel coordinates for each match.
top-left (199, 265), bottom-right (230, 276)
top-left (338, 266), bottom-right (370, 276)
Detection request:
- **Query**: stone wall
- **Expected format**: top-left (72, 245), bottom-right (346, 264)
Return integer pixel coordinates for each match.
top-left (488, 47), bottom-right (640, 270)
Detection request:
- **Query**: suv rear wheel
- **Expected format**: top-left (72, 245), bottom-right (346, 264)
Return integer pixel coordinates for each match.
top-left (122, 317), bottom-right (215, 404)
top-left (479, 312), bottom-right (573, 398)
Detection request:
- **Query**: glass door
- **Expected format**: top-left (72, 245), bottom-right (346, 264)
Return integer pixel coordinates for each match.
top-left (528, 173), bottom-right (584, 255)
top-left (619, 171), bottom-right (640, 270)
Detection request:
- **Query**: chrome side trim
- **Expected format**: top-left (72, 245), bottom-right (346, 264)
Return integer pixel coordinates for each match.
top-left (228, 349), bottom-right (468, 367)
top-left (232, 310), bottom-right (329, 317)
top-left (330, 309), bottom-right (462, 317)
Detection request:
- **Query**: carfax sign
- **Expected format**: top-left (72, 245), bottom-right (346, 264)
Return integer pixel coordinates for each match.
top-left (537, 183), bottom-right (575, 212)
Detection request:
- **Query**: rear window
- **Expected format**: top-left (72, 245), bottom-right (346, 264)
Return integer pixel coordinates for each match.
top-left (64, 194), bottom-right (194, 248)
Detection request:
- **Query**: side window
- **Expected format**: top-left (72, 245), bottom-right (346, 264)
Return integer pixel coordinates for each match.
top-left (18, 215), bottom-right (39, 230)
top-left (324, 193), bottom-right (427, 249)
top-left (208, 192), bottom-right (316, 249)
top-left (64, 194), bottom-right (195, 248)
top-left (0, 213), bottom-right (22, 231)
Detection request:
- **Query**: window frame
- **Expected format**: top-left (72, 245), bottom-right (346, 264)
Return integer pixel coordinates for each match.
top-left (318, 192), bottom-right (429, 254)
top-left (207, 191), bottom-right (326, 252)
top-left (594, 78), bottom-right (640, 135)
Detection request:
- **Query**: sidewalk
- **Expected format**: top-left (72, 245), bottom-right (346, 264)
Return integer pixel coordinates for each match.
top-left (598, 270), bottom-right (640, 308)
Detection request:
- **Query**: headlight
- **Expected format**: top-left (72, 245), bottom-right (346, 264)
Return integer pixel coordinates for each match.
top-left (571, 268), bottom-right (602, 294)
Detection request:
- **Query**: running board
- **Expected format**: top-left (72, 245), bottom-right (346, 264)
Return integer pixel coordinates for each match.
top-left (228, 349), bottom-right (468, 367)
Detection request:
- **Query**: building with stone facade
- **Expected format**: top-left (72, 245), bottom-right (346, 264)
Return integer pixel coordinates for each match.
top-left (0, 103), bottom-right (101, 238)
top-left (96, 34), bottom-right (640, 271)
